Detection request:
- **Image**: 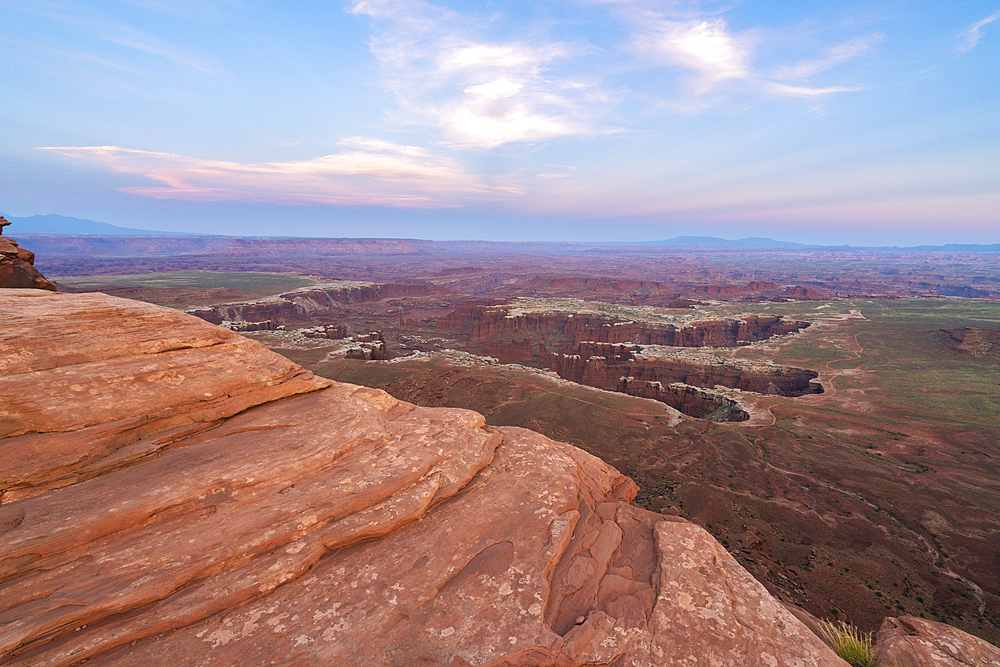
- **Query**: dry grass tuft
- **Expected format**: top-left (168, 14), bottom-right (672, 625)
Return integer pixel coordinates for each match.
top-left (818, 619), bottom-right (878, 667)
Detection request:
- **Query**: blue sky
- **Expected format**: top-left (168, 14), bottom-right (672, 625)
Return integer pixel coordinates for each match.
top-left (1, 0), bottom-right (998, 243)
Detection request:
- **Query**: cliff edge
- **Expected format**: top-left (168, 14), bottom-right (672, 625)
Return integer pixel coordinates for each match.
top-left (0, 289), bottom-right (848, 666)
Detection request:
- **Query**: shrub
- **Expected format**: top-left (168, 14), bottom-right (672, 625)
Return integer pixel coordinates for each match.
top-left (818, 619), bottom-right (878, 667)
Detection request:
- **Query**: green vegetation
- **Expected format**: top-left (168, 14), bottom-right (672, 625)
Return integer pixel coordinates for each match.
top-left (51, 270), bottom-right (319, 309)
top-left (818, 620), bottom-right (878, 667)
top-left (52, 269), bottom-right (317, 291)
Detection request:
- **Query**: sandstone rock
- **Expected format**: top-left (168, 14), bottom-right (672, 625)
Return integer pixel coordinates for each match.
top-left (781, 602), bottom-right (831, 649)
top-left (0, 237), bottom-right (57, 291)
top-left (0, 290), bottom-right (848, 666)
top-left (877, 616), bottom-right (1000, 666)
top-left (0, 289), bottom-right (330, 501)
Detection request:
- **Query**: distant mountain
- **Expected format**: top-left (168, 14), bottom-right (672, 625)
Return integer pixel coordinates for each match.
top-left (641, 236), bottom-right (805, 247)
top-left (0, 213), bottom-right (197, 236)
top-left (905, 243), bottom-right (1000, 252)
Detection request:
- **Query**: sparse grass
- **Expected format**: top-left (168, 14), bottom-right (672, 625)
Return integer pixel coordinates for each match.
top-left (819, 620), bottom-right (878, 667)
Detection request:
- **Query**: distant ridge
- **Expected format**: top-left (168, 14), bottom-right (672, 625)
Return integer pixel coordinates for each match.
top-left (3, 213), bottom-right (998, 252)
top-left (641, 236), bottom-right (804, 247)
top-left (0, 213), bottom-right (197, 236)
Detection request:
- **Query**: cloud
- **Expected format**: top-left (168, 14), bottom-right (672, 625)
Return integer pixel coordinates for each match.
top-left (38, 141), bottom-right (520, 207)
top-left (349, 0), bottom-right (613, 148)
top-left (957, 11), bottom-right (1000, 53)
top-left (624, 7), bottom-right (872, 102)
top-left (631, 18), bottom-right (750, 88)
top-left (772, 33), bottom-right (885, 80)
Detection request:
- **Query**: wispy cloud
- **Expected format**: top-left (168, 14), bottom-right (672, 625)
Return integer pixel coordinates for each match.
top-left (39, 141), bottom-right (521, 207)
top-left (956, 11), bottom-right (1000, 53)
top-left (349, 0), bottom-right (614, 148)
top-left (772, 33), bottom-right (885, 80)
top-left (5, 0), bottom-right (218, 73)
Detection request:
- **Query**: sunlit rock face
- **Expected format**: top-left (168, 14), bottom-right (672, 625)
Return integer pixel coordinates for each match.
top-left (0, 290), bottom-right (846, 667)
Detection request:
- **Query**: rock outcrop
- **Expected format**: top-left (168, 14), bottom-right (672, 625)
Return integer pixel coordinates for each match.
top-left (0, 236), bottom-right (57, 291)
top-left (0, 289), bottom-right (849, 666)
top-left (876, 616), bottom-right (1000, 666)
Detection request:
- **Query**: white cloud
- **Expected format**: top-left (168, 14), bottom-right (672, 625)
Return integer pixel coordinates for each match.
top-left (764, 82), bottom-right (861, 97)
top-left (348, 0), bottom-right (613, 148)
top-left (631, 18), bottom-right (749, 86)
top-left (623, 6), bottom-right (873, 102)
top-left (957, 11), bottom-right (1000, 53)
top-left (39, 141), bottom-right (520, 207)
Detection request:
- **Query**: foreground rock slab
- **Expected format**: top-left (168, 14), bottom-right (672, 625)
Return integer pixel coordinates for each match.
top-left (0, 289), bottom-right (847, 666)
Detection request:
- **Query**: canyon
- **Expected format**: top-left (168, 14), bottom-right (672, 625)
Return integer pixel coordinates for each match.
top-left (1, 288), bottom-right (853, 666)
top-left (4, 286), bottom-right (996, 666)
top-left (14, 233), bottom-right (1000, 653)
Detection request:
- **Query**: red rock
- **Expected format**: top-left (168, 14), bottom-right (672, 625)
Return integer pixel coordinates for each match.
top-left (0, 237), bottom-right (57, 291)
top-left (876, 616), bottom-right (1000, 666)
top-left (0, 290), bottom-right (848, 667)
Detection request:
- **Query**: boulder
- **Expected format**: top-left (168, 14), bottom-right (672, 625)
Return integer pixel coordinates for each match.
top-left (0, 289), bottom-right (848, 666)
top-left (877, 615), bottom-right (1000, 666)
top-left (0, 236), bottom-right (57, 291)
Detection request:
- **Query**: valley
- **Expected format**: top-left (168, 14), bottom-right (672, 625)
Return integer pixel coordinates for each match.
top-left (49, 243), bottom-right (1000, 646)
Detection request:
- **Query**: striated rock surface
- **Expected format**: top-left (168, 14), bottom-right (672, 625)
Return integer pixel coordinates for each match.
top-left (0, 289), bottom-right (847, 667)
top-left (0, 236), bottom-right (57, 291)
top-left (876, 616), bottom-right (1000, 666)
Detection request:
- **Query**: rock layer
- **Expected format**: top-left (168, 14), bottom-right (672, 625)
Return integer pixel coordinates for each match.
top-left (0, 289), bottom-right (847, 667)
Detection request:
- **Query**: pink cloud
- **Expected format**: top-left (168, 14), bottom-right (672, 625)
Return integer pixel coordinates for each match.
top-left (39, 141), bottom-right (520, 207)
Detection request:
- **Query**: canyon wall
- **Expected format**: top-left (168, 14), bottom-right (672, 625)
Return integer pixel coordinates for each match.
top-left (187, 282), bottom-right (437, 326)
top-left (439, 301), bottom-right (819, 419)
top-left (439, 301), bottom-right (810, 349)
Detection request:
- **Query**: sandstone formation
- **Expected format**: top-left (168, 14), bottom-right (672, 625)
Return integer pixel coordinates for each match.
top-left (503, 275), bottom-right (701, 307)
top-left (617, 378), bottom-right (749, 422)
top-left (439, 302), bottom-right (810, 356)
top-left (543, 347), bottom-right (821, 397)
top-left (876, 616), bottom-right (1000, 666)
top-left (0, 289), bottom-right (848, 667)
top-left (436, 302), bottom-right (818, 420)
top-left (187, 281), bottom-right (439, 327)
top-left (0, 236), bottom-right (57, 291)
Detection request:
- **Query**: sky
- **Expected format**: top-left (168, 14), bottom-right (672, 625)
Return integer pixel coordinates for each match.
top-left (1, 0), bottom-right (998, 244)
